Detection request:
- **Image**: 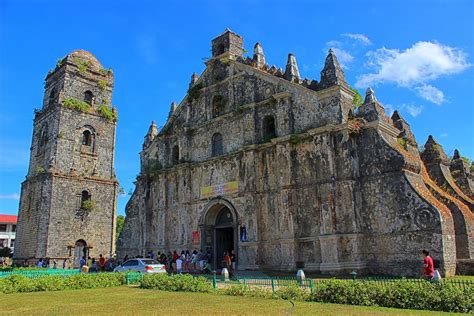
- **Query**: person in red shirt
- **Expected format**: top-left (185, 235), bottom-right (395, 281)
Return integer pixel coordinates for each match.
top-left (421, 250), bottom-right (434, 279)
top-left (223, 251), bottom-right (232, 276)
top-left (99, 254), bottom-right (106, 272)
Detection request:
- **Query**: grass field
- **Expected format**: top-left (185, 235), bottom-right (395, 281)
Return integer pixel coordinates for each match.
top-left (0, 286), bottom-right (459, 315)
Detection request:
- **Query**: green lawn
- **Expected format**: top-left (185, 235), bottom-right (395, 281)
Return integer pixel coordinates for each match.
top-left (0, 286), bottom-right (459, 315)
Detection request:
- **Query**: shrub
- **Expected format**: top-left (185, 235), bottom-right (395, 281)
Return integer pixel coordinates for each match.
top-left (99, 68), bottom-right (113, 76)
top-left (144, 160), bottom-right (163, 177)
top-left (81, 200), bottom-right (97, 212)
top-left (275, 283), bottom-right (310, 301)
top-left (56, 58), bottom-right (63, 69)
top-left (98, 79), bottom-right (108, 90)
top-left (63, 98), bottom-right (91, 113)
top-left (97, 105), bottom-right (118, 122)
top-left (187, 82), bottom-right (203, 102)
top-left (289, 134), bottom-right (303, 145)
top-left (310, 279), bottom-right (474, 313)
top-left (64, 273), bottom-right (124, 290)
top-left (350, 87), bottom-right (363, 109)
top-left (140, 273), bottom-right (213, 293)
top-left (222, 284), bottom-right (273, 299)
top-left (0, 272), bottom-right (126, 294)
top-left (397, 137), bottom-right (407, 149)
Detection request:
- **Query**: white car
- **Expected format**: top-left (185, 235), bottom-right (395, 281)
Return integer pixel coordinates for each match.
top-left (113, 258), bottom-right (166, 273)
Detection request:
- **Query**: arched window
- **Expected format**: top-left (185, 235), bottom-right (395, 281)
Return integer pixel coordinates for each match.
top-left (216, 44), bottom-right (225, 56)
top-left (84, 91), bottom-right (93, 105)
top-left (49, 88), bottom-right (56, 106)
top-left (172, 145), bottom-right (180, 165)
top-left (263, 115), bottom-right (276, 141)
top-left (212, 133), bottom-right (223, 156)
top-left (39, 124), bottom-right (48, 147)
top-left (81, 190), bottom-right (91, 205)
top-left (212, 95), bottom-right (225, 118)
top-left (82, 130), bottom-right (92, 146)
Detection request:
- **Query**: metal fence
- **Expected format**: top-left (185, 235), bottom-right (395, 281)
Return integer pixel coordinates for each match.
top-left (358, 276), bottom-right (474, 290)
top-left (1, 269), bottom-right (473, 292)
top-left (0, 269), bottom-right (81, 279)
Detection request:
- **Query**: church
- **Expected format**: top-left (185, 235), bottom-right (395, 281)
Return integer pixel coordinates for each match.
top-left (13, 29), bottom-right (473, 276)
top-left (117, 30), bottom-right (474, 276)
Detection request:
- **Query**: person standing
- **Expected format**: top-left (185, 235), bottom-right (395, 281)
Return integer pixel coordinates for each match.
top-left (230, 250), bottom-right (236, 271)
top-left (99, 254), bottom-right (106, 272)
top-left (176, 256), bottom-right (183, 274)
top-left (421, 250), bottom-right (434, 280)
top-left (79, 256), bottom-right (86, 269)
top-left (223, 251), bottom-right (232, 275)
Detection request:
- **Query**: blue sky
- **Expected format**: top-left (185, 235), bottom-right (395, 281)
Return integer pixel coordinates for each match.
top-left (0, 0), bottom-right (473, 216)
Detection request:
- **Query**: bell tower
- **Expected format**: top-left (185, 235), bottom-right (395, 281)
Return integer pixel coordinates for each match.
top-left (14, 50), bottom-right (118, 267)
top-left (211, 28), bottom-right (244, 58)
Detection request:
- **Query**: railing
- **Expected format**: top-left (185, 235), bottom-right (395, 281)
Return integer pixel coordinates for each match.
top-left (358, 276), bottom-right (474, 290)
top-left (1, 269), bottom-right (472, 292)
top-left (0, 269), bottom-right (81, 279)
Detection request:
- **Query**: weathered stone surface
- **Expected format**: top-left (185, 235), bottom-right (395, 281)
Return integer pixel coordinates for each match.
top-left (113, 30), bottom-right (471, 276)
top-left (14, 50), bottom-right (118, 267)
top-left (450, 149), bottom-right (474, 199)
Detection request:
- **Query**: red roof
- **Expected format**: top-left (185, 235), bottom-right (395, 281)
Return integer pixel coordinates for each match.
top-left (0, 215), bottom-right (17, 224)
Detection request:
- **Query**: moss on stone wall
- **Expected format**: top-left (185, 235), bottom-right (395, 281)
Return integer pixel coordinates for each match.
top-left (63, 98), bottom-right (91, 113)
top-left (97, 105), bottom-right (118, 122)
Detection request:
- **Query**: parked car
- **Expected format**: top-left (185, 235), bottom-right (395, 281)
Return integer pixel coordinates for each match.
top-left (113, 258), bottom-right (166, 273)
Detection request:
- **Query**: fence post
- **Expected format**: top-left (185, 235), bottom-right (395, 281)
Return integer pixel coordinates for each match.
top-left (309, 279), bottom-right (314, 293)
top-left (212, 270), bottom-right (217, 289)
top-left (271, 277), bottom-right (275, 294)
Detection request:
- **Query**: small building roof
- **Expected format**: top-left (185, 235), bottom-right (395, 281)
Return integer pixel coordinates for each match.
top-left (0, 214), bottom-right (18, 224)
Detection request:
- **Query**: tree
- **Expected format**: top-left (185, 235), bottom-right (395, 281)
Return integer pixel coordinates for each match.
top-left (115, 215), bottom-right (125, 248)
top-left (350, 87), bottom-right (363, 109)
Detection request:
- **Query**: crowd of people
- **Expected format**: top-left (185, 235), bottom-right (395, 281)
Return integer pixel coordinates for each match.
top-left (78, 254), bottom-right (117, 273)
top-left (121, 248), bottom-right (237, 275)
top-left (2, 248), bottom-right (439, 281)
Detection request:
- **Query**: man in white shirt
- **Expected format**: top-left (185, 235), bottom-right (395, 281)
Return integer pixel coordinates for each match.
top-left (176, 257), bottom-right (183, 274)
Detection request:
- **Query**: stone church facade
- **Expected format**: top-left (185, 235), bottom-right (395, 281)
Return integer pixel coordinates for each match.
top-left (118, 30), bottom-right (473, 276)
top-left (14, 50), bottom-right (118, 267)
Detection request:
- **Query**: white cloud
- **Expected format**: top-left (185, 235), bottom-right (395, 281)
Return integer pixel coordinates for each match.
top-left (383, 103), bottom-right (423, 118)
top-left (355, 42), bottom-right (470, 104)
top-left (342, 33), bottom-right (372, 45)
top-left (0, 193), bottom-right (20, 200)
top-left (440, 133), bottom-right (449, 138)
top-left (403, 104), bottom-right (424, 117)
top-left (383, 103), bottom-right (395, 117)
top-left (331, 48), bottom-right (354, 69)
top-left (415, 84), bottom-right (445, 105)
top-left (324, 40), bottom-right (354, 69)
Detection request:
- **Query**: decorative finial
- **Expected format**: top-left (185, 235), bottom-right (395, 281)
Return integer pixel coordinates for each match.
top-left (285, 53), bottom-right (300, 83)
top-left (190, 72), bottom-right (199, 87)
top-left (319, 48), bottom-right (346, 89)
top-left (143, 121), bottom-right (158, 149)
top-left (453, 149), bottom-right (460, 160)
top-left (253, 42), bottom-right (266, 68)
top-left (170, 101), bottom-right (177, 113)
top-left (364, 87), bottom-right (377, 103)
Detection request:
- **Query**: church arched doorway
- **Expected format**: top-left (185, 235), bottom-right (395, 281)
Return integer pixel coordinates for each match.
top-left (200, 200), bottom-right (237, 270)
top-left (74, 239), bottom-right (87, 268)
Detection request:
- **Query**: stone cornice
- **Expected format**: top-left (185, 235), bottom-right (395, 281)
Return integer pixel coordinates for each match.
top-left (25, 171), bottom-right (118, 185)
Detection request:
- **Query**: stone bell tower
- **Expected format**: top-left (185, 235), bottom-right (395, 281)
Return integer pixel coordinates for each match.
top-left (14, 50), bottom-right (118, 267)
